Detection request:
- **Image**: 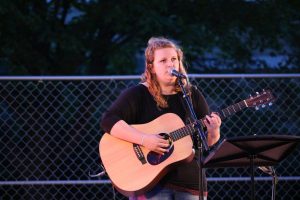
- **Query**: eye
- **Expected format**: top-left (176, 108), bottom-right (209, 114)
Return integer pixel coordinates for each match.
top-left (160, 59), bottom-right (167, 63)
top-left (171, 57), bottom-right (178, 62)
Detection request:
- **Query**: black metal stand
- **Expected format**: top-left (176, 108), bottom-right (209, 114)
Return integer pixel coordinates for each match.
top-left (177, 78), bottom-right (209, 200)
top-left (258, 166), bottom-right (278, 200)
top-left (203, 135), bottom-right (300, 200)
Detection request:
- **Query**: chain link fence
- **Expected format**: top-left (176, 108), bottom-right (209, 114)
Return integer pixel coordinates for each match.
top-left (1, 75), bottom-right (300, 200)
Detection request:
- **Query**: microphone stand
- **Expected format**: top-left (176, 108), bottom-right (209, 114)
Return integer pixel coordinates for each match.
top-left (177, 78), bottom-right (209, 200)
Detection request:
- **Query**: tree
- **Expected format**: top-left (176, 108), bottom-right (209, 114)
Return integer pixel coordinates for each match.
top-left (0, 0), bottom-right (299, 75)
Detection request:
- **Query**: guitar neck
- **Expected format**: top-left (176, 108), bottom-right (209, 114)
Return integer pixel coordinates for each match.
top-left (217, 100), bottom-right (248, 120)
top-left (169, 123), bottom-right (197, 142)
top-left (169, 100), bottom-right (248, 142)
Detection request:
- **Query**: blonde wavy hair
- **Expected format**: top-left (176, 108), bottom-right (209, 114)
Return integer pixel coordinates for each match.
top-left (141, 37), bottom-right (191, 108)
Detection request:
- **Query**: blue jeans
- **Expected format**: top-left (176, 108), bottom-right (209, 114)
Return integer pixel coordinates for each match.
top-left (129, 185), bottom-right (207, 200)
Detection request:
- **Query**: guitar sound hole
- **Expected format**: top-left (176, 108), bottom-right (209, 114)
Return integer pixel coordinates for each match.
top-left (147, 133), bottom-right (174, 165)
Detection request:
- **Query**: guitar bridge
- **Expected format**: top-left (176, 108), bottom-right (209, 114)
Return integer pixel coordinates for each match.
top-left (133, 144), bottom-right (147, 164)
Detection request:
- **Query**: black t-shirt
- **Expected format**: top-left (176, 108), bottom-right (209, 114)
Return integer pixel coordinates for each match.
top-left (101, 84), bottom-right (210, 191)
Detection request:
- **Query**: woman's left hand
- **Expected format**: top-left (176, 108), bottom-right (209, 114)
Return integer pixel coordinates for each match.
top-left (203, 112), bottom-right (221, 146)
top-left (204, 112), bottom-right (221, 131)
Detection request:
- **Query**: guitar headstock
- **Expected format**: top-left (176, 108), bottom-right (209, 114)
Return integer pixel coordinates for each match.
top-left (245, 89), bottom-right (275, 110)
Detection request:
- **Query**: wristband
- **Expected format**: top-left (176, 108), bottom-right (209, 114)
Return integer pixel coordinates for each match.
top-left (141, 135), bottom-right (145, 146)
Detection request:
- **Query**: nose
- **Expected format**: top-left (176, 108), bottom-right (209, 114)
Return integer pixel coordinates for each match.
top-left (167, 60), bottom-right (174, 67)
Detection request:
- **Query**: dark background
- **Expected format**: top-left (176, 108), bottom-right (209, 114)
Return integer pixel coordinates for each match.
top-left (1, 0), bottom-right (300, 75)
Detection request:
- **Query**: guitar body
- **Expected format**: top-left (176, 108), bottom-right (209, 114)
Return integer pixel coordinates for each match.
top-left (99, 113), bottom-right (195, 197)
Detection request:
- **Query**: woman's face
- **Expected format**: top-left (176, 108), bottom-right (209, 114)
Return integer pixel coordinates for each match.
top-left (152, 47), bottom-right (179, 86)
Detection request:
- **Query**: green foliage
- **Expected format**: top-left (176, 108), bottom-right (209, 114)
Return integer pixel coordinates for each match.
top-left (0, 0), bottom-right (299, 75)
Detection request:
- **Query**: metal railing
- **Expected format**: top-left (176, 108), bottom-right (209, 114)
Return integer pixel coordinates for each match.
top-left (1, 74), bottom-right (300, 200)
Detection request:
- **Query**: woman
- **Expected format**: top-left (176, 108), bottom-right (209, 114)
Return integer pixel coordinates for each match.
top-left (101, 37), bottom-right (221, 200)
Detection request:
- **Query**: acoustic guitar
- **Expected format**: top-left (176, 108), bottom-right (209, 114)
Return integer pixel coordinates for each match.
top-left (99, 90), bottom-right (275, 196)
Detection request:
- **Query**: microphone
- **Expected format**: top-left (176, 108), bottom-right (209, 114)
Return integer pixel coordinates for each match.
top-left (168, 68), bottom-right (187, 79)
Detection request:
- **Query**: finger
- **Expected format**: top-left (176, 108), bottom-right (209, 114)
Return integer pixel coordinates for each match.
top-left (159, 142), bottom-right (170, 147)
top-left (209, 113), bottom-right (220, 124)
top-left (157, 135), bottom-right (165, 139)
top-left (211, 112), bottom-right (219, 117)
top-left (158, 138), bottom-right (169, 144)
top-left (159, 147), bottom-right (169, 153)
top-left (205, 116), bottom-right (211, 124)
top-left (154, 148), bottom-right (167, 155)
top-left (204, 119), bottom-right (217, 128)
top-left (213, 113), bottom-right (221, 122)
top-left (154, 150), bottom-right (164, 155)
top-left (204, 120), bottom-right (211, 128)
top-left (211, 113), bottom-right (220, 120)
top-left (212, 115), bottom-right (221, 124)
top-left (157, 134), bottom-right (170, 140)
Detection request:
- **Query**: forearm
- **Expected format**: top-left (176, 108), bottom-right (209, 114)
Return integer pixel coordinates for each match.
top-left (110, 120), bottom-right (144, 145)
top-left (110, 120), bottom-right (170, 155)
top-left (207, 128), bottom-right (220, 146)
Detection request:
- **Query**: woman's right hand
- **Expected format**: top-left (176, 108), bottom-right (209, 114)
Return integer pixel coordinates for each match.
top-left (141, 134), bottom-right (170, 155)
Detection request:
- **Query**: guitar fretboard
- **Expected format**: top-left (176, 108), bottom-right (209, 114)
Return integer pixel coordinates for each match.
top-left (169, 99), bottom-right (248, 142)
top-left (218, 100), bottom-right (247, 119)
top-left (170, 123), bottom-right (196, 141)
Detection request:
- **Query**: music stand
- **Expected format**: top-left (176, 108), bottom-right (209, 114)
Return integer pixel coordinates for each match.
top-left (203, 135), bottom-right (300, 200)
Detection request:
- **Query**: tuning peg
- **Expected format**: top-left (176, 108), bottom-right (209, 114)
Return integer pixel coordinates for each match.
top-left (269, 102), bottom-right (273, 106)
top-left (255, 106), bottom-right (259, 110)
top-left (249, 94), bottom-right (252, 98)
top-left (261, 104), bottom-right (266, 108)
top-left (256, 92), bottom-right (259, 95)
